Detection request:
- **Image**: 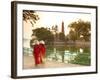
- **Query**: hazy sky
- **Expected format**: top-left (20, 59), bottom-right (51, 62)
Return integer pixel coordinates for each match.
top-left (34, 11), bottom-right (91, 34)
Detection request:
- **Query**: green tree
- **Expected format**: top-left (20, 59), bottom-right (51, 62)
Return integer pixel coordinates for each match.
top-left (33, 27), bottom-right (54, 44)
top-left (68, 19), bottom-right (91, 41)
top-left (68, 30), bottom-right (77, 42)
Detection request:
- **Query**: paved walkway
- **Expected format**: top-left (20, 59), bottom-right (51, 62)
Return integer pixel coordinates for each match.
top-left (23, 55), bottom-right (84, 69)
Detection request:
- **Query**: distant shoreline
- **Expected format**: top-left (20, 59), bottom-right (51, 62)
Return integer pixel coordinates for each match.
top-left (47, 41), bottom-right (90, 47)
top-left (67, 41), bottom-right (90, 46)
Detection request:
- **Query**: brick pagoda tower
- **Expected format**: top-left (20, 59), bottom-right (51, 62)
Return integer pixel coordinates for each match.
top-left (62, 21), bottom-right (64, 34)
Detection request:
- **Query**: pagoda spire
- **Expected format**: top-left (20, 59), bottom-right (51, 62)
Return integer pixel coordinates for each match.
top-left (62, 21), bottom-right (64, 34)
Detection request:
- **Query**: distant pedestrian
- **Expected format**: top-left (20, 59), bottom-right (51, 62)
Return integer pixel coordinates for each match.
top-left (33, 40), bottom-right (42, 66)
top-left (39, 40), bottom-right (46, 63)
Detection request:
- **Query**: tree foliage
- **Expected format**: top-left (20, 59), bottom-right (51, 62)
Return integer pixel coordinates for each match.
top-left (68, 19), bottom-right (91, 41)
top-left (23, 10), bottom-right (39, 26)
top-left (68, 30), bottom-right (77, 42)
top-left (33, 27), bottom-right (54, 44)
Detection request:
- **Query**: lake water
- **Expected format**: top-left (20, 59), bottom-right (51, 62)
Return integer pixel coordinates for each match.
top-left (24, 45), bottom-right (90, 66)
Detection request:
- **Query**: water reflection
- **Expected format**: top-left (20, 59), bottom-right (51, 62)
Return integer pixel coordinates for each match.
top-left (46, 45), bottom-right (90, 65)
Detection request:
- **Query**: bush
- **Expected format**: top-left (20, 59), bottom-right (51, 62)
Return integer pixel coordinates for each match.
top-left (70, 53), bottom-right (90, 66)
